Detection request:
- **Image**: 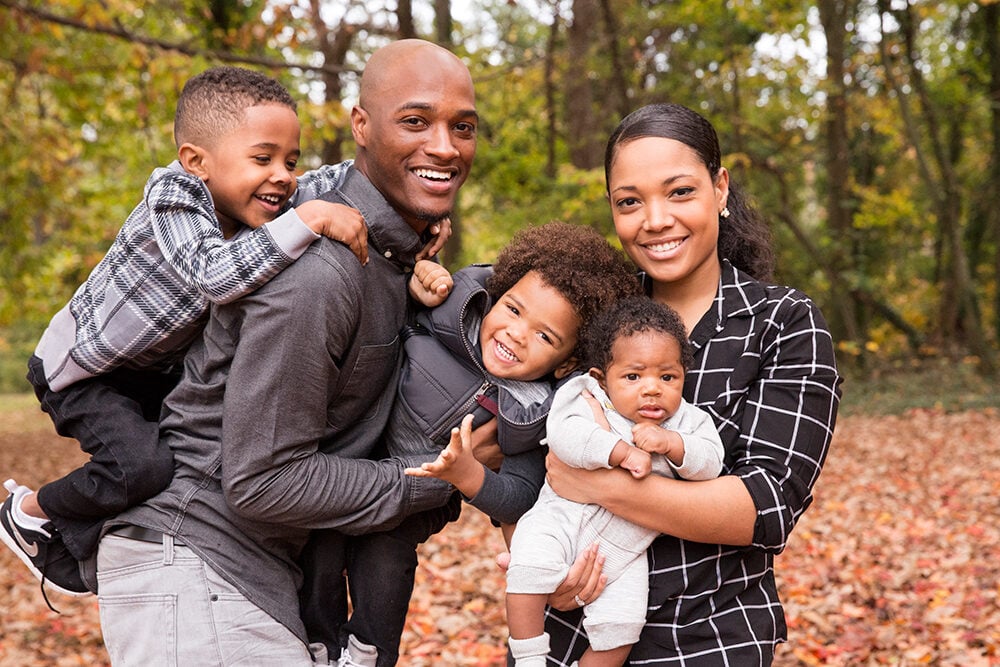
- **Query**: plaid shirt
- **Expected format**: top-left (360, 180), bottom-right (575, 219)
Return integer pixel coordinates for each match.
top-left (545, 260), bottom-right (842, 666)
top-left (35, 160), bottom-right (350, 391)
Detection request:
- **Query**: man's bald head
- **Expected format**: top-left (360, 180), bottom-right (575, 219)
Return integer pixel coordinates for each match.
top-left (358, 39), bottom-right (473, 110)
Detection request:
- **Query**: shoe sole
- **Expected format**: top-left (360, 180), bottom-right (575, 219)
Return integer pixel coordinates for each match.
top-left (0, 520), bottom-right (92, 597)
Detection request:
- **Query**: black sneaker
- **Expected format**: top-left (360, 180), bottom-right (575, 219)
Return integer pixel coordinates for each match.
top-left (1, 478), bottom-right (90, 600)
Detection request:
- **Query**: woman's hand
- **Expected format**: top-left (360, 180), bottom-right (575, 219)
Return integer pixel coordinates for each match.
top-left (494, 543), bottom-right (607, 612)
top-left (548, 543), bottom-right (607, 611)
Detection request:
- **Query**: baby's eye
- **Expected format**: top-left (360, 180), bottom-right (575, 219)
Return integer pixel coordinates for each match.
top-left (661, 374), bottom-right (676, 382)
top-left (625, 373), bottom-right (639, 381)
top-left (285, 159), bottom-right (298, 171)
top-left (254, 155), bottom-right (271, 165)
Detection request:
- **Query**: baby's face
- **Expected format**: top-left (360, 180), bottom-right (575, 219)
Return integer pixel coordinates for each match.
top-left (479, 271), bottom-right (579, 382)
top-left (597, 331), bottom-right (685, 424)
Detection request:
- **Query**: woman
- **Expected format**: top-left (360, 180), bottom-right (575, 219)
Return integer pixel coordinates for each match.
top-left (542, 103), bottom-right (842, 665)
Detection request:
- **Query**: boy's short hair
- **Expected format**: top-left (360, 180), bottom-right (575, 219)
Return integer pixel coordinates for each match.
top-left (174, 66), bottom-right (297, 147)
top-left (487, 221), bottom-right (641, 354)
top-left (583, 296), bottom-right (694, 372)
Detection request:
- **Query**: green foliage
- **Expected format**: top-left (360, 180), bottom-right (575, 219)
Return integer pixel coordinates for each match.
top-left (0, 0), bottom-right (998, 390)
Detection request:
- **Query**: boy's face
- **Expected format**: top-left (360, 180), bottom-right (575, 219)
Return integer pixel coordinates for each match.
top-left (592, 330), bottom-right (685, 424)
top-left (194, 103), bottom-right (301, 234)
top-left (479, 271), bottom-right (579, 382)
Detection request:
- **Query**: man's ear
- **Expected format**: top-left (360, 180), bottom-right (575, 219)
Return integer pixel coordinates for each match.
top-left (178, 143), bottom-right (209, 180)
top-left (350, 105), bottom-right (369, 147)
top-left (553, 356), bottom-right (578, 380)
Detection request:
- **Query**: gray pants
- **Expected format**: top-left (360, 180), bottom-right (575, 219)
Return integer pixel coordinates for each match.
top-left (97, 533), bottom-right (323, 666)
top-left (506, 490), bottom-right (650, 651)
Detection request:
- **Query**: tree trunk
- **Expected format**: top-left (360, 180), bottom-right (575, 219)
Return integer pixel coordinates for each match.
top-left (564, 0), bottom-right (602, 169)
top-left (985, 2), bottom-right (1000, 342)
top-left (308, 0), bottom-right (356, 165)
top-left (544, 3), bottom-right (561, 179)
top-left (434, 0), bottom-right (453, 46)
top-left (882, 0), bottom-right (993, 369)
top-left (817, 0), bottom-right (861, 345)
top-left (397, 0), bottom-right (416, 39)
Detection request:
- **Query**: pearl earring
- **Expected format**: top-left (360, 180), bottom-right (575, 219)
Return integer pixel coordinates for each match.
top-left (720, 207), bottom-right (730, 219)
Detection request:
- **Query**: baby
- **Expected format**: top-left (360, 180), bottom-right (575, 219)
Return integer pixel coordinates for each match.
top-left (505, 296), bottom-right (725, 666)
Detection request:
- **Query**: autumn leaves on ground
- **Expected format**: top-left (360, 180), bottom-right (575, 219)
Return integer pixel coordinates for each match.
top-left (1, 395), bottom-right (998, 666)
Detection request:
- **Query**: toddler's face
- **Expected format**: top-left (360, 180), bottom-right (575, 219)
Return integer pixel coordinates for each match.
top-left (479, 271), bottom-right (579, 382)
top-left (595, 330), bottom-right (685, 424)
top-left (200, 103), bottom-right (301, 235)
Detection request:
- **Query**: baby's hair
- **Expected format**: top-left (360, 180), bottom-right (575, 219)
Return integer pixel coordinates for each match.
top-left (488, 221), bottom-right (641, 349)
top-left (174, 66), bottom-right (297, 147)
top-left (583, 296), bottom-right (694, 372)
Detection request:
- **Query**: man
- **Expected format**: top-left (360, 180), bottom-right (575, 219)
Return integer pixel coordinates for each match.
top-left (95, 39), bottom-right (478, 666)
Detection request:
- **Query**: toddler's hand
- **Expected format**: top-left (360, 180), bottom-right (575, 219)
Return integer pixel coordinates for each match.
top-left (295, 200), bottom-right (367, 265)
top-left (409, 260), bottom-right (454, 307)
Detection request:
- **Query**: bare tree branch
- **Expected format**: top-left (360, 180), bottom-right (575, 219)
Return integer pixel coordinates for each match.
top-left (0, 0), bottom-right (360, 76)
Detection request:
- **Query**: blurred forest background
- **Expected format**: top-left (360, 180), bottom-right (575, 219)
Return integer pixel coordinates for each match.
top-left (1, 0), bottom-right (1000, 405)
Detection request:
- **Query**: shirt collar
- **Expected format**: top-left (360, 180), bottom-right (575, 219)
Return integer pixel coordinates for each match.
top-left (335, 167), bottom-right (424, 270)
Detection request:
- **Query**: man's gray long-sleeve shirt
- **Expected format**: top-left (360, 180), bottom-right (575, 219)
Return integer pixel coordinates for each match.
top-left (113, 167), bottom-right (451, 643)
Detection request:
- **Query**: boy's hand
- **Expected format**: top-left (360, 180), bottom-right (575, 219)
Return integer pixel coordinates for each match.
top-left (416, 218), bottom-right (452, 261)
top-left (619, 446), bottom-right (652, 479)
top-left (295, 200), bottom-right (368, 265)
top-left (409, 260), bottom-right (454, 307)
top-left (405, 414), bottom-right (485, 495)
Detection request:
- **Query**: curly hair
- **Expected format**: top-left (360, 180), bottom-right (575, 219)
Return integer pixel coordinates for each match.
top-left (582, 296), bottom-right (694, 373)
top-left (174, 66), bottom-right (297, 148)
top-left (487, 221), bottom-right (641, 351)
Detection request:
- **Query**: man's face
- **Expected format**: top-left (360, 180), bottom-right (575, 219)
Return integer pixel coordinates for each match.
top-left (351, 57), bottom-right (477, 233)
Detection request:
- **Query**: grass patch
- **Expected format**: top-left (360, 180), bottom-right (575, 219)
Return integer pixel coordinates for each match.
top-left (838, 355), bottom-right (999, 416)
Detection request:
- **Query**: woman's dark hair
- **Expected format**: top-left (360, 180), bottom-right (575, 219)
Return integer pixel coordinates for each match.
top-left (583, 296), bottom-right (694, 372)
top-left (604, 103), bottom-right (775, 281)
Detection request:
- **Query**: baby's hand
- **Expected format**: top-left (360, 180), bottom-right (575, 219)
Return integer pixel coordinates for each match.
top-left (416, 218), bottom-right (452, 261)
top-left (295, 200), bottom-right (368, 265)
top-left (619, 447), bottom-right (652, 479)
top-left (409, 260), bottom-right (454, 307)
top-left (632, 423), bottom-right (673, 455)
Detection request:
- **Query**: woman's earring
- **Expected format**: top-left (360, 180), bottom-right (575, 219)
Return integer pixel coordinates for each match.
top-left (720, 207), bottom-right (731, 219)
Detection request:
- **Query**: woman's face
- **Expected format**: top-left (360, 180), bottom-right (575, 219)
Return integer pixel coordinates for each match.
top-left (607, 136), bottom-right (728, 291)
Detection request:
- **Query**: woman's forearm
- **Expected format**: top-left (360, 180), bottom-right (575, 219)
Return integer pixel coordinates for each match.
top-left (551, 458), bottom-right (756, 545)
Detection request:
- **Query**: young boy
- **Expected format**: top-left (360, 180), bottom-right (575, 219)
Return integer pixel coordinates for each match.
top-left (504, 296), bottom-right (726, 667)
top-left (0, 66), bottom-right (446, 602)
top-left (312, 222), bottom-right (642, 667)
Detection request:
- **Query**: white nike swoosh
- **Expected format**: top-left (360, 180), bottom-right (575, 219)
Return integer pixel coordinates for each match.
top-left (11, 524), bottom-right (39, 558)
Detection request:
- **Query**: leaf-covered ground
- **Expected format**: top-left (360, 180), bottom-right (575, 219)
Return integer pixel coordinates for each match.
top-left (1, 399), bottom-right (998, 666)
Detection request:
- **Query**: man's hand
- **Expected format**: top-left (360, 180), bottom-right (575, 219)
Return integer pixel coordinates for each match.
top-left (416, 218), bottom-right (452, 261)
top-left (470, 417), bottom-right (502, 472)
top-left (409, 260), bottom-right (454, 307)
top-left (295, 200), bottom-right (368, 265)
